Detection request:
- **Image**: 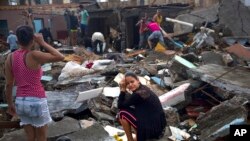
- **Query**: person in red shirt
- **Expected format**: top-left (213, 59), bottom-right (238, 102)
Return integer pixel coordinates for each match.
top-left (147, 21), bottom-right (165, 49)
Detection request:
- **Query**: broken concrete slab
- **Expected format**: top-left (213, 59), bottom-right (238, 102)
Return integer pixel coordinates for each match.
top-left (0, 128), bottom-right (26, 141)
top-left (57, 74), bottom-right (106, 85)
top-left (76, 87), bottom-right (103, 103)
top-left (219, 0), bottom-right (250, 36)
top-left (46, 83), bottom-right (91, 119)
top-left (0, 117), bottom-right (81, 141)
top-left (89, 98), bottom-right (113, 115)
top-left (48, 117), bottom-right (81, 140)
top-left (143, 63), bottom-right (158, 76)
top-left (169, 55), bottom-right (196, 82)
top-left (174, 3), bottom-right (219, 34)
top-left (188, 64), bottom-right (250, 95)
top-left (159, 83), bottom-right (190, 107)
top-left (65, 124), bottom-right (114, 141)
top-left (91, 111), bottom-right (115, 122)
top-left (201, 51), bottom-right (225, 65)
top-left (196, 96), bottom-right (248, 141)
top-left (47, 91), bottom-right (83, 114)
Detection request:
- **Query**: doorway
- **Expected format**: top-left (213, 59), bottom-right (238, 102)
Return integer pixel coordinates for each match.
top-left (125, 16), bottom-right (140, 49)
top-left (0, 20), bottom-right (8, 39)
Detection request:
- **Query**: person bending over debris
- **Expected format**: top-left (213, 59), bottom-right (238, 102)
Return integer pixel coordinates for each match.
top-left (91, 32), bottom-right (106, 55)
top-left (118, 72), bottom-right (166, 141)
top-left (5, 26), bottom-right (64, 141)
top-left (147, 21), bottom-right (165, 49)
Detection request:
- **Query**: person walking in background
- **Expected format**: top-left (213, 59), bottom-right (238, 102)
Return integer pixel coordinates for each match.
top-left (6, 30), bottom-right (18, 52)
top-left (69, 10), bottom-right (79, 46)
top-left (5, 25), bottom-right (64, 141)
top-left (79, 5), bottom-right (89, 37)
top-left (118, 72), bottom-right (166, 141)
top-left (153, 9), bottom-right (163, 26)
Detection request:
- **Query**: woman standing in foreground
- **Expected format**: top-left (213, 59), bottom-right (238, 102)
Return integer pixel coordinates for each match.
top-left (118, 72), bottom-right (166, 141)
top-left (5, 25), bottom-right (64, 141)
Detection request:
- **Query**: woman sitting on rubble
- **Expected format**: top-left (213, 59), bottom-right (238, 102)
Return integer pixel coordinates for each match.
top-left (118, 72), bottom-right (166, 141)
top-left (5, 25), bottom-right (64, 141)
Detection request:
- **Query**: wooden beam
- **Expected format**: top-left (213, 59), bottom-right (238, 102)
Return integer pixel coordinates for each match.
top-left (0, 121), bottom-right (20, 129)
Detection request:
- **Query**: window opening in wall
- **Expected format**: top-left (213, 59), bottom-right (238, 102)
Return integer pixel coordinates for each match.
top-left (0, 20), bottom-right (8, 38)
top-left (63, 0), bottom-right (71, 3)
top-left (9, 0), bottom-right (18, 5)
top-left (97, 0), bottom-right (108, 2)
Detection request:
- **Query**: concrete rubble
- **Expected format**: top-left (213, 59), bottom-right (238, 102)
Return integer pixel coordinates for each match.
top-left (188, 64), bottom-right (250, 95)
top-left (1, 1), bottom-right (250, 141)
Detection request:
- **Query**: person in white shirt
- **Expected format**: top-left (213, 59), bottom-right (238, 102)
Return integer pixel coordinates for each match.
top-left (91, 32), bottom-right (106, 55)
top-left (7, 30), bottom-right (18, 52)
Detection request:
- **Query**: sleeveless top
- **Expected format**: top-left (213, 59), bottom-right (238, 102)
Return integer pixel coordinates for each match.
top-left (12, 49), bottom-right (46, 98)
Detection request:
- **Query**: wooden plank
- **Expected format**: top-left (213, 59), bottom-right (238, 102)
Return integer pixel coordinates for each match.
top-left (126, 49), bottom-right (146, 58)
top-left (0, 121), bottom-right (20, 129)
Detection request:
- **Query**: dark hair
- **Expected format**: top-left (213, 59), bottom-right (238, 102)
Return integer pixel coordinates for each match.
top-left (16, 26), bottom-right (34, 46)
top-left (79, 5), bottom-right (83, 9)
top-left (125, 72), bottom-right (138, 80)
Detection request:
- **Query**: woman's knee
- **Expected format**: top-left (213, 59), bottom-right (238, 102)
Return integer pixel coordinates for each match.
top-left (24, 125), bottom-right (35, 141)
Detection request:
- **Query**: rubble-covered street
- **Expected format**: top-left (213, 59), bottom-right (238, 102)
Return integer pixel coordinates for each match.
top-left (1, 0), bottom-right (250, 141)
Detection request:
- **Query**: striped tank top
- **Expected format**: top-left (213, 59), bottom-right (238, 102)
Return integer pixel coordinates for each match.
top-left (12, 49), bottom-right (46, 98)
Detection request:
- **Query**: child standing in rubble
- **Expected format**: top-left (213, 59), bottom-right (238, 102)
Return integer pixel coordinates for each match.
top-left (118, 72), bottom-right (166, 141)
top-left (5, 25), bottom-right (64, 141)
